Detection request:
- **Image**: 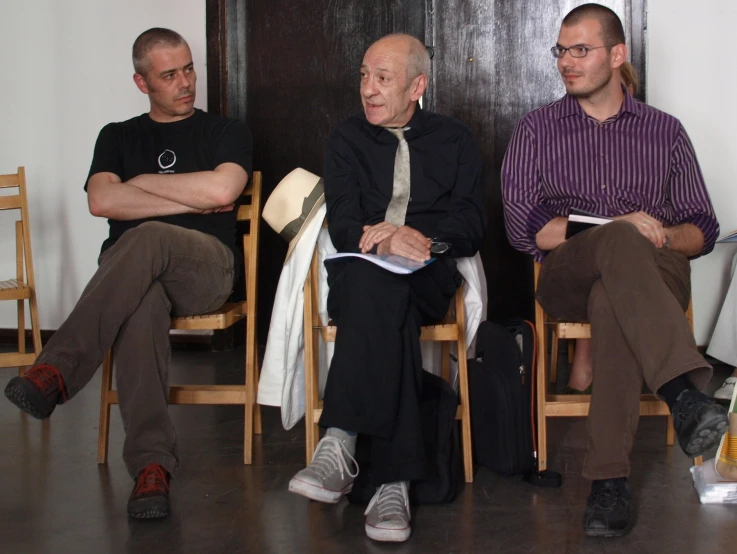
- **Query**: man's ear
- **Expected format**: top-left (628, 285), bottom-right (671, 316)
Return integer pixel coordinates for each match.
top-left (409, 74), bottom-right (428, 102)
top-left (610, 43), bottom-right (628, 69)
top-left (133, 72), bottom-right (150, 94)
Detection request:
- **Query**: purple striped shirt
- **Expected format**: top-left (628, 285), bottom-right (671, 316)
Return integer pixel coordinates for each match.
top-left (501, 93), bottom-right (719, 261)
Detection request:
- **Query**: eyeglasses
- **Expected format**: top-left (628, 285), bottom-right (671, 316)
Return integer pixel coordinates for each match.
top-left (550, 45), bottom-right (609, 59)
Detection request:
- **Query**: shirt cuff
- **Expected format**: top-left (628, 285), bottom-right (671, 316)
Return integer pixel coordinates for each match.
top-left (684, 213), bottom-right (719, 256)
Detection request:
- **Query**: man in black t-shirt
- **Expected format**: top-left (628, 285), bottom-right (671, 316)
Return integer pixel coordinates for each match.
top-left (4, 28), bottom-right (253, 520)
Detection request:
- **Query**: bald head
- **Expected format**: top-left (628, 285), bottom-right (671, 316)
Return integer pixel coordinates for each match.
top-left (360, 33), bottom-right (429, 127)
top-left (366, 34), bottom-right (431, 81)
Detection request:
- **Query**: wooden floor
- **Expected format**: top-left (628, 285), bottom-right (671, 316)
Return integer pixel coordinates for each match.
top-left (1, 345), bottom-right (736, 554)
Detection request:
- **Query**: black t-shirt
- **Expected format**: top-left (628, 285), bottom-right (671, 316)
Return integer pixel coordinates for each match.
top-left (86, 109), bottom-right (253, 261)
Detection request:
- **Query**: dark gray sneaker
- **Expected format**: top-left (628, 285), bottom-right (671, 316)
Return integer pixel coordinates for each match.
top-left (672, 389), bottom-right (729, 457)
top-left (364, 481), bottom-right (411, 542)
top-left (288, 436), bottom-right (358, 503)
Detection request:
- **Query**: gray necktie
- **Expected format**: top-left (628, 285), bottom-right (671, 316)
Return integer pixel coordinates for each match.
top-left (384, 127), bottom-right (411, 226)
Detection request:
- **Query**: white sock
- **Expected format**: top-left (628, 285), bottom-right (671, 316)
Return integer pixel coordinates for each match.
top-left (325, 427), bottom-right (357, 456)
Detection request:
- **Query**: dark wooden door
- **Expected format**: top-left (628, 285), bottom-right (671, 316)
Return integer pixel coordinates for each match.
top-left (239, 1), bottom-right (426, 333)
top-left (207, 0), bottom-right (645, 337)
top-left (426, 0), bottom-right (644, 321)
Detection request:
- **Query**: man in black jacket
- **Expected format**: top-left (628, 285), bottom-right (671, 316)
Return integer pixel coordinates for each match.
top-left (288, 33), bottom-right (485, 543)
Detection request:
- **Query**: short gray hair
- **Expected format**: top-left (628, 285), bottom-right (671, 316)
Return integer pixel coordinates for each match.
top-left (132, 28), bottom-right (187, 75)
top-left (405, 36), bottom-right (431, 79)
top-left (378, 33), bottom-right (431, 80)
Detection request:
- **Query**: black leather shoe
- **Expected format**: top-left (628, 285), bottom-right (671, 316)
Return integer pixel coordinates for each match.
top-left (672, 389), bottom-right (729, 457)
top-left (583, 478), bottom-right (633, 538)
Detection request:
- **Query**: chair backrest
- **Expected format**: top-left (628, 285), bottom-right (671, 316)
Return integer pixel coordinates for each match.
top-left (239, 171), bottom-right (262, 310)
top-left (0, 167), bottom-right (36, 290)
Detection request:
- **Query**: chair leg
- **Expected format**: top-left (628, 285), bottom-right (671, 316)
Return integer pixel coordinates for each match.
top-left (17, 298), bottom-right (26, 376)
top-left (457, 352), bottom-right (474, 483)
top-left (253, 350), bottom-right (262, 436)
top-left (303, 276), bottom-right (321, 464)
top-left (304, 334), bottom-right (320, 464)
top-left (97, 349), bottom-right (114, 464)
top-left (440, 342), bottom-right (450, 383)
top-left (567, 339), bottom-right (575, 364)
top-left (550, 329), bottom-right (559, 384)
top-left (536, 315), bottom-right (549, 472)
top-left (666, 415), bottom-right (675, 446)
top-left (244, 342), bottom-right (255, 465)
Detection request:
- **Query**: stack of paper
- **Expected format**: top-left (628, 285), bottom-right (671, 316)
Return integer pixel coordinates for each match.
top-left (690, 463), bottom-right (737, 504)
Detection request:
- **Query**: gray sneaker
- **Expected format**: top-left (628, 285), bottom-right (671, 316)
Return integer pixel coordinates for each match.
top-left (288, 436), bottom-right (358, 503)
top-left (364, 481), bottom-right (411, 542)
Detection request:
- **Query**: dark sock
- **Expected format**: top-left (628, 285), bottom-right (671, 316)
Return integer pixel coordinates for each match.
top-left (658, 373), bottom-right (697, 411)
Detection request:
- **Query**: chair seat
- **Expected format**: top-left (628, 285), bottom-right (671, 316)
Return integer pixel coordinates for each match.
top-left (170, 301), bottom-right (246, 330)
top-left (318, 321), bottom-right (460, 342)
top-left (543, 393), bottom-right (670, 416)
top-left (0, 279), bottom-right (31, 301)
top-left (103, 384), bottom-right (247, 405)
top-left (551, 321), bottom-right (591, 339)
top-left (312, 398), bottom-right (463, 421)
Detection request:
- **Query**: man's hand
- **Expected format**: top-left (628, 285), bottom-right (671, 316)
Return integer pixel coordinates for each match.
top-left (359, 222), bottom-right (398, 253)
top-left (614, 211), bottom-right (667, 248)
top-left (376, 226), bottom-right (431, 262)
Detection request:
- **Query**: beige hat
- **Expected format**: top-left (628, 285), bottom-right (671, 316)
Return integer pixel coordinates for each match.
top-left (262, 168), bottom-right (325, 262)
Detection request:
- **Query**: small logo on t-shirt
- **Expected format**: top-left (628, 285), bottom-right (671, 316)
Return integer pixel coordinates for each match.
top-left (158, 149), bottom-right (176, 172)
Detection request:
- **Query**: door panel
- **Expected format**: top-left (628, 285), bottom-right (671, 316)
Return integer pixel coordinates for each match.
top-left (428, 0), bottom-right (640, 320)
top-left (244, 0), bottom-right (426, 332)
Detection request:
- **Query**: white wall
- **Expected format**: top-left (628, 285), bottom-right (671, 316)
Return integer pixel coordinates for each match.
top-left (647, 0), bottom-right (737, 344)
top-left (0, 0), bottom-right (207, 329)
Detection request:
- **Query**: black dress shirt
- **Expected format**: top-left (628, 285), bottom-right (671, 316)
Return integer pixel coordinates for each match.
top-left (323, 107), bottom-right (486, 258)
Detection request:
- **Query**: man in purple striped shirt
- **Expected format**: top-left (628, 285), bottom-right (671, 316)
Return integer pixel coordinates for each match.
top-left (502, 3), bottom-right (727, 538)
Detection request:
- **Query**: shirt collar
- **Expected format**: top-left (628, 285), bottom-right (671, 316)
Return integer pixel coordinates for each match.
top-left (362, 104), bottom-right (426, 137)
top-left (556, 86), bottom-right (642, 121)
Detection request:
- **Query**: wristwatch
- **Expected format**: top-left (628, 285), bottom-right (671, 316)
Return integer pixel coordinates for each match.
top-left (663, 233), bottom-right (671, 249)
top-left (430, 240), bottom-right (451, 255)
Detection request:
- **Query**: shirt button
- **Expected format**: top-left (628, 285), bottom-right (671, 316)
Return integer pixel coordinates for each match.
top-left (601, 185), bottom-right (606, 189)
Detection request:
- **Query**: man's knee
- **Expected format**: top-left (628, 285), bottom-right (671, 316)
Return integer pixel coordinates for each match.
top-left (340, 259), bottom-right (407, 295)
top-left (119, 221), bottom-right (178, 247)
top-left (591, 220), bottom-right (651, 252)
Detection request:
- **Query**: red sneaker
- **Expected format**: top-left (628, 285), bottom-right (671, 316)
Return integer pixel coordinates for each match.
top-left (128, 464), bottom-right (171, 519)
top-left (4, 364), bottom-right (67, 419)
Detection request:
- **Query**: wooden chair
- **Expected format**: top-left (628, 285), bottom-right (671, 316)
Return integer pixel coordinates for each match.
top-left (97, 171), bottom-right (263, 465)
top-left (533, 261), bottom-right (703, 471)
top-left (303, 247), bottom-right (475, 483)
top-left (0, 167), bottom-right (42, 375)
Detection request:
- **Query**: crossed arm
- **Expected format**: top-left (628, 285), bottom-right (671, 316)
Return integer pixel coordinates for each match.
top-left (87, 162), bottom-right (248, 220)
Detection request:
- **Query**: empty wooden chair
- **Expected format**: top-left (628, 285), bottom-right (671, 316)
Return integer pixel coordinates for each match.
top-left (0, 167), bottom-right (42, 375)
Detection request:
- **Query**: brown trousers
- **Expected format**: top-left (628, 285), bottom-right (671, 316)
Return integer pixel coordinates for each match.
top-left (36, 222), bottom-right (234, 478)
top-left (536, 221), bottom-right (711, 479)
